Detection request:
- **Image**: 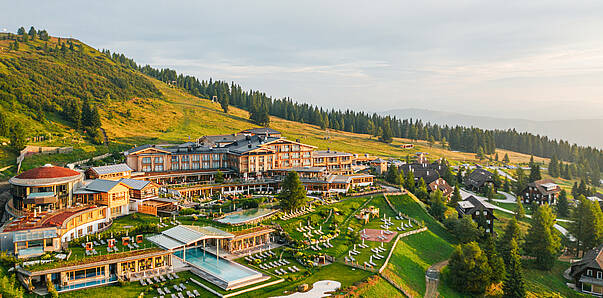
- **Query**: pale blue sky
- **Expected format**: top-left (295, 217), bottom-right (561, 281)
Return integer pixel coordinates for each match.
top-left (3, 0), bottom-right (603, 120)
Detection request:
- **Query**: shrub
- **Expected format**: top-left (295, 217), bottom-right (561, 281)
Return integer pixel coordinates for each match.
top-left (47, 278), bottom-right (59, 298)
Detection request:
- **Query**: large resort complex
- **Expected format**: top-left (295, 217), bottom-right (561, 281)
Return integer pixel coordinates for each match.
top-left (0, 127), bottom-right (596, 297)
top-left (0, 128), bottom-right (383, 296)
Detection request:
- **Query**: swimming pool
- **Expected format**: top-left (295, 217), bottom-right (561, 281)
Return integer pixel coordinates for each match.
top-left (174, 247), bottom-right (261, 286)
top-left (216, 208), bottom-right (276, 225)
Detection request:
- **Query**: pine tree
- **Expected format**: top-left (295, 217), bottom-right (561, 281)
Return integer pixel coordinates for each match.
top-left (446, 242), bottom-right (493, 294)
top-left (502, 239), bottom-right (526, 298)
top-left (548, 155), bottom-right (560, 177)
top-left (279, 171), bottom-right (307, 212)
top-left (498, 217), bottom-right (522, 267)
top-left (214, 170), bottom-right (224, 184)
top-left (17, 26), bottom-right (25, 35)
top-left (482, 234), bottom-right (506, 283)
top-left (515, 197), bottom-right (525, 220)
top-left (528, 164), bottom-right (541, 182)
top-left (219, 96), bottom-right (229, 113)
top-left (449, 185), bottom-right (462, 207)
top-left (503, 153), bottom-right (510, 164)
top-left (28, 26), bottom-right (36, 39)
top-left (556, 189), bottom-right (569, 218)
top-left (429, 190), bottom-right (446, 221)
top-left (569, 195), bottom-right (603, 257)
top-left (525, 204), bottom-right (561, 270)
top-left (404, 170), bottom-right (415, 192)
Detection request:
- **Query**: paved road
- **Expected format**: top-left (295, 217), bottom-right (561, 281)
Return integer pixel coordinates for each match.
top-left (491, 191), bottom-right (516, 203)
top-left (460, 189), bottom-right (575, 240)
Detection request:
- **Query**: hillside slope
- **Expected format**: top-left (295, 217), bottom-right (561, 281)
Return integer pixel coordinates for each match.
top-left (0, 33), bottom-right (548, 177)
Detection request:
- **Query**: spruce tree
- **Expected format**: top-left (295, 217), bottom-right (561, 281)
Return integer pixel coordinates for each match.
top-left (449, 185), bottom-right (462, 207)
top-left (569, 195), bottom-right (603, 256)
top-left (404, 170), bottom-right (415, 192)
top-left (515, 197), bottom-right (525, 220)
top-left (528, 164), bottom-right (541, 182)
top-left (446, 241), bottom-right (492, 294)
top-left (502, 239), bottom-right (526, 298)
top-left (503, 153), bottom-right (510, 164)
top-left (279, 171), bottom-right (307, 212)
top-left (482, 234), bottom-right (506, 283)
top-left (525, 204), bottom-right (561, 270)
top-left (498, 217), bottom-right (522, 267)
top-left (556, 189), bottom-right (569, 218)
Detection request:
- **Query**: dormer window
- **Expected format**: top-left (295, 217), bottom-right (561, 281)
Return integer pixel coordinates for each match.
top-left (588, 269), bottom-right (593, 276)
top-left (598, 271), bottom-right (602, 279)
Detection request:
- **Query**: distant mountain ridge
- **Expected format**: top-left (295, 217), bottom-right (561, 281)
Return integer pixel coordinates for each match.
top-left (382, 108), bottom-right (603, 149)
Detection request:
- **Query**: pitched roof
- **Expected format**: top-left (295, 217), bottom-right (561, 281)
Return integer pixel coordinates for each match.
top-left (464, 168), bottom-right (494, 188)
top-left (119, 178), bottom-right (152, 190)
top-left (428, 178), bottom-right (453, 196)
top-left (571, 244), bottom-right (603, 278)
top-left (90, 163), bottom-right (133, 175)
top-left (84, 179), bottom-right (122, 192)
top-left (239, 127), bottom-right (280, 135)
top-left (525, 179), bottom-right (561, 196)
top-left (457, 195), bottom-right (497, 218)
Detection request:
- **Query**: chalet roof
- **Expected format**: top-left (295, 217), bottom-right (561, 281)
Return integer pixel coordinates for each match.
top-left (285, 166), bottom-right (326, 173)
top-left (525, 179), bottom-right (561, 196)
top-left (457, 195), bottom-right (497, 217)
top-left (90, 163), bottom-right (133, 175)
top-left (571, 244), bottom-right (603, 279)
top-left (428, 178), bottom-right (453, 195)
top-left (464, 168), bottom-right (494, 188)
top-left (225, 135), bottom-right (281, 154)
top-left (149, 225), bottom-right (234, 250)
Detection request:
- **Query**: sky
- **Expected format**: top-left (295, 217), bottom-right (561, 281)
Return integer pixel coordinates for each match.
top-left (3, 0), bottom-right (603, 121)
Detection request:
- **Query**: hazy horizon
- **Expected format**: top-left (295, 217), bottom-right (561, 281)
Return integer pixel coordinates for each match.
top-left (3, 1), bottom-right (603, 121)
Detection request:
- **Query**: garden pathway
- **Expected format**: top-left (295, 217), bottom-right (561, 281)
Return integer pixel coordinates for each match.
top-left (424, 260), bottom-right (449, 298)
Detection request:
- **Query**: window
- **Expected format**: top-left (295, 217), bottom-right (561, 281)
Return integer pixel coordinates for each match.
top-left (588, 269), bottom-right (593, 277)
top-left (192, 163), bottom-right (200, 170)
top-left (212, 162), bottom-right (221, 168)
top-left (154, 157), bottom-right (163, 163)
top-left (598, 271), bottom-right (602, 279)
top-left (202, 155), bottom-right (210, 161)
top-left (202, 162), bottom-right (209, 169)
top-left (213, 154), bottom-right (220, 161)
top-left (154, 165), bottom-right (164, 171)
top-left (291, 145), bottom-right (300, 151)
top-left (142, 157), bottom-right (151, 164)
top-left (87, 225), bottom-right (93, 233)
top-left (191, 155), bottom-right (200, 161)
top-left (142, 166), bottom-right (151, 172)
top-left (182, 163), bottom-right (189, 170)
top-left (171, 156), bottom-right (179, 162)
top-left (171, 164), bottom-right (179, 170)
top-left (292, 152), bottom-right (299, 158)
top-left (182, 155), bottom-right (189, 162)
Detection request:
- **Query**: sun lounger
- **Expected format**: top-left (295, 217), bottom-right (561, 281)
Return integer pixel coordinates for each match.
top-left (164, 287), bottom-right (171, 293)
top-left (186, 291), bottom-right (194, 298)
top-left (178, 292), bottom-right (185, 298)
top-left (147, 278), bottom-right (153, 285)
top-left (93, 241), bottom-right (100, 246)
top-left (168, 274), bottom-right (174, 280)
top-left (160, 275), bottom-right (167, 282)
top-left (154, 276), bottom-right (161, 283)
top-left (171, 294), bottom-right (176, 298)
top-left (174, 273), bottom-right (180, 279)
top-left (133, 242), bottom-right (140, 248)
top-left (175, 285), bottom-right (182, 291)
top-left (350, 256), bottom-right (356, 262)
top-left (100, 239), bottom-right (106, 245)
top-left (345, 256), bottom-right (350, 262)
top-left (141, 279), bottom-right (147, 286)
top-left (179, 283), bottom-right (186, 290)
top-left (275, 269), bottom-right (281, 275)
top-left (114, 246), bottom-right (119, 252)
top-left (158, 288), bottom-right (165, 295)
top-left (193, 290), bottom-right (200, 297)
top-left (85, 250), bottom-right (91, 256)
top-left (288, 267), bottom-right (295, 272)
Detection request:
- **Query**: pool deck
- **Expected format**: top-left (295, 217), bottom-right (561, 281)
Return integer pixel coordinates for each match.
top-left (215, 208), bottom-right (278, 226)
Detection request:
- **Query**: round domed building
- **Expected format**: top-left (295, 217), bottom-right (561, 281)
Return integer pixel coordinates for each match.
top-left (9, 164), bottom-right (84, 212)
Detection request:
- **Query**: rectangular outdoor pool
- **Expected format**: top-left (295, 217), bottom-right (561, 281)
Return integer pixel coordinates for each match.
top-left (174, 247), bottom-right (261, 285)
top-left (215, 208), bottom-right (276, 225)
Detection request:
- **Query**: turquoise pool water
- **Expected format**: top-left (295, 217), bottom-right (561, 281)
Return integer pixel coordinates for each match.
top-left (174, 247), bottom-right (259, 283)
top-left (216, 208), bottom-right (275, 225)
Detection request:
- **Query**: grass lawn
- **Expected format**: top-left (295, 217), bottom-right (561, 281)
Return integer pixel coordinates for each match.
top-left (383, 231), bottom-right (458, 297)
top-left (347, 276), bottom-right (403, 297)
top-left (235, 262), bottom-right (374, 297)
top-left (492, 209), bottom-right (532, 236)
top-left (59, 270), bottom-right (207, 298)
top-left (523, 260), bottom-right (588, 297)
top-left (387, 194), bottom-right (457, 244)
